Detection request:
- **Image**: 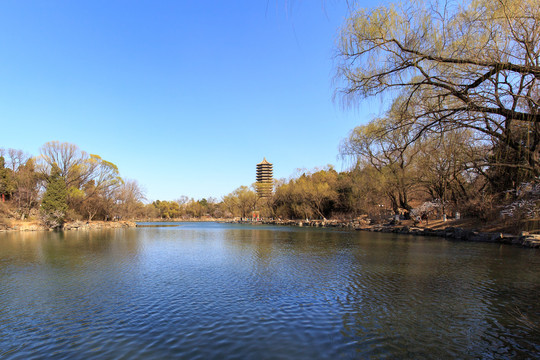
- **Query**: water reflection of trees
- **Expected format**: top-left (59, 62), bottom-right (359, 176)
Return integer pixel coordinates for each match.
top-left (223, 227), bottom-right (359, 254)
top-left (220, 227), bottom-right (364, 307)
top-left (0, 229), bottom-right (140, 268)
top-left (2, 226), bottom-right (538, 358)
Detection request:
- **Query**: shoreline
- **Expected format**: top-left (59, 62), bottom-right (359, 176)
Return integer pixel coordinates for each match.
top-left (0, 220), bottom-right (136, 232)
top-left (225, 218), bottom-right (540, 249)
top-left (2, 218), bottom-right (539, 248)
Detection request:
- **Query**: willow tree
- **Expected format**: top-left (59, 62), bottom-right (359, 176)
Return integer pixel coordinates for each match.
top-left (341, 109), bottom-right (421, 213)
top-left (114, 179), bottom-right (146, 220)
top-left (38, 141), bottom-right (122, 217)
top-left (222, 186), bottom-right (258, 218)
top-left (38, 142), bottom-right (121, 190)
top-left (415, 128), bottom-right (478, 213)
top-left (336, 0), bottom-right (540, 177)
top-left (291, 169), bottom-right (339, 220)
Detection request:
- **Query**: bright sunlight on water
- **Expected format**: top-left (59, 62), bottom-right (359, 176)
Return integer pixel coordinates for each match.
top-left (1, 222), bottom-right (539, 359)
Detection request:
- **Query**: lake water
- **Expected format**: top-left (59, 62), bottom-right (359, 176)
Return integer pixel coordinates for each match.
top-left (1, 222), bottom-right (539, 359)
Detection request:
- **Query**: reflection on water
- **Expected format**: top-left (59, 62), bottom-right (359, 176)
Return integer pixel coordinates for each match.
top-left (1, 223), bottom-right (539, 359)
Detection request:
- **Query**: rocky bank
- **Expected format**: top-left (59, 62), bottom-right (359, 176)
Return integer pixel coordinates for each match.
top-left (0, 220), bottom-right (136, 232)
top-left (226, 218), bottom-right (540, 249)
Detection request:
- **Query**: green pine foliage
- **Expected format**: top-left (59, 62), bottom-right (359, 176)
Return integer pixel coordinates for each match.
top-left (41, 163), bottom-right (68, 228)
top-left (0, 156), bottom-right (16, 201)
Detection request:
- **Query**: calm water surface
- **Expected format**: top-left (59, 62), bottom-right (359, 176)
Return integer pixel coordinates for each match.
top-left (1, 222), bottom-right (539, 359)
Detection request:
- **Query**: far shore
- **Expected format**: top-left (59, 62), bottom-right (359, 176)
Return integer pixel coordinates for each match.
top-left (0, 220), bottom-right (136, 232)
top-left (1, 217), bottom-right (539, 249)
top-left (223, 218), bottom-right (540, 249)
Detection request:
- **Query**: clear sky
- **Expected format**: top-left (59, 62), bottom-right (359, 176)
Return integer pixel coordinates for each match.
top-left (0, 0), bottom-right (381, 202)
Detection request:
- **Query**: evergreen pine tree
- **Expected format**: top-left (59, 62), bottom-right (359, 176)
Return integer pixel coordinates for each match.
top-left (41, 163), bottom-right (68, 228)
top-left (0, 156), bottom-right (16, 202)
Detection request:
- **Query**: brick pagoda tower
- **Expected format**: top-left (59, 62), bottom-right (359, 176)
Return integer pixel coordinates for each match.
top-left (256, 158), bottom-right (273, 197)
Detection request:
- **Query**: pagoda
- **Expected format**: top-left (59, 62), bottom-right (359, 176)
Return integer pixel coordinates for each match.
top-left (256, 158), bottom-right (273, 197)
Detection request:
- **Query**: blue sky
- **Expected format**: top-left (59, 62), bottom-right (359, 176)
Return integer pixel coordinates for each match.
top-left (0, 0), bottom-right (381, 202)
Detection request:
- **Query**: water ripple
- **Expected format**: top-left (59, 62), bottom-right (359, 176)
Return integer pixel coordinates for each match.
top-left (0, 225), bottom-right (539, 359)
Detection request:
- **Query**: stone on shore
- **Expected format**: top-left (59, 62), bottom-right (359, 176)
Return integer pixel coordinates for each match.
top-left (63, 221), bottom-right (136, 231)
top-left (224, 218), bottom-right (538, 249)
top-left (521, 234), bottom-right (540, 248)
top-left (0, 220), bottom-right (136, 232)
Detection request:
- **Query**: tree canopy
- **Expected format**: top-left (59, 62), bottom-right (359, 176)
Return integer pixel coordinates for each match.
top-left (336, 0), bottom-right (540, 174)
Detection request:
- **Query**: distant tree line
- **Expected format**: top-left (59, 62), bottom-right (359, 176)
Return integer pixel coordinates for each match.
top-left (2, 138), bottom-right (535, 229)
top-left (0, 142), bottom-right (146, 228)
